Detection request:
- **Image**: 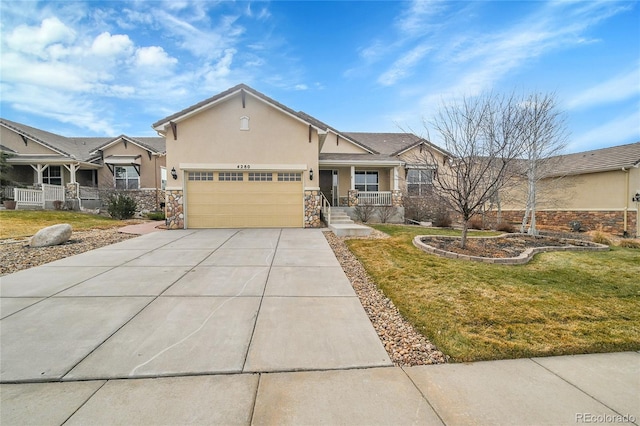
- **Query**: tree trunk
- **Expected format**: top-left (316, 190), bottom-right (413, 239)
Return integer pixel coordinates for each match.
top-left (460, 220), bottom-right (469, 248)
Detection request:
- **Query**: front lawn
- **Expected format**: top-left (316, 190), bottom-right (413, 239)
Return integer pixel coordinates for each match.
top-left (347, 224), bottom-right (640, 362)
top-left (0, 211), bottom-right (131, 239)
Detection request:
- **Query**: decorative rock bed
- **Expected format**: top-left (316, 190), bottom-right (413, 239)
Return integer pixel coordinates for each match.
top-left (413, 233), bottom-right (609, 265)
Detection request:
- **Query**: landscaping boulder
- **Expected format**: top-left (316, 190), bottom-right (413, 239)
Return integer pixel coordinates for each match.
top-left (30, 224), bottom-right (72, 248)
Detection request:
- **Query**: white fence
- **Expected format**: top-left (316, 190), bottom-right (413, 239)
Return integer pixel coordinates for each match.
top-left (42, 184), bottom-right (65, 202)
top-left (14, 188), bottom-right (44, 208)
top-left (357, 191), bottom-right (392, 206)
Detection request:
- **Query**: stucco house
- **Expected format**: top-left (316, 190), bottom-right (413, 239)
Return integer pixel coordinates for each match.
top-left (499, 142), bottom-right (640, 236)
top-left (0, 118), bottom-right (166, 210)
top-left (152, 84), bottom-right (448, 229)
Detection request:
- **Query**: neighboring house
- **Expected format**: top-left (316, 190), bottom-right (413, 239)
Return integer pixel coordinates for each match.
top-left (152, 83), bottom-right (449, 229)
top-left (0, 118), bottom-right (166, 210)
top-left (500, 142), bottom-right (640, 236)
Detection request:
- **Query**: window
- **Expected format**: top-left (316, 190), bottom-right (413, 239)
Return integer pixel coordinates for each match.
top-left (355, 171), bottom-right (378, 192)
top-left (248, 172), bottom-right (273, 181)
top-left (161, 167), bottom-right (167, 190)
top-left (277, 172), bottom-right (302, 182)
top-left (42, 166), bottom-right (62, 185)
top-left (407, 168), bottom-right (433, 196)
top-left (115, 166), bottom-right (139, 189)
top-left (219, 172), bottom-right (243, 181)
top-left (188, 171), bottom-right (214, 181)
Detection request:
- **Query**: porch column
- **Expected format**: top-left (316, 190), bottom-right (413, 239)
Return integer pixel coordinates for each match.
top-left (30, 164), bottom-right (48, 185)
top-left (393, 166), bottom-right (400, 191)
top-left (350, 166), bottom-right (355, 190)
top-left (63, 163), bottom-right (78, 184)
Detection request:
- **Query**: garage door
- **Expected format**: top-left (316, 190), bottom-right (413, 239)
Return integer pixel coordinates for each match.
top-left (186, 171), bottom-right (303, 228)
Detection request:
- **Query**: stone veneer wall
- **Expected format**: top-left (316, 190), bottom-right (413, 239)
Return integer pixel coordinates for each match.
top-left (304, 190), bottom-right (322, 228)
top-left (391, 190), bottom-right (403, 207)
top-left (165, 190), bottom-right (184, 229)
top-left (99, 189), bottom-right (165, 216)
top-left (347, 189), bottom-right (359, 207)
top-left (488, 210), bottom-right (638, 236)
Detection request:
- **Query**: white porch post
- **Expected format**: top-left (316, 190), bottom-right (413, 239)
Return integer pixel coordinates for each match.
top-left (393, 166), bottom-right (400, 191)
top-left (63, 163), bottom-right (78, 184)
top-left (30, 164), bottom-right (48, 185)
top-left (350, 166), bottom-right (355, 190)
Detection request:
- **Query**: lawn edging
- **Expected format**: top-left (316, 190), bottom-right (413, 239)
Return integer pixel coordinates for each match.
top-left (412, 233), bottom-right (610, 265)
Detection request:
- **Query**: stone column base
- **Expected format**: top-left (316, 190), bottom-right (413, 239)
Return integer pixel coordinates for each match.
top-left (166, 190), bottom-right (184, 229)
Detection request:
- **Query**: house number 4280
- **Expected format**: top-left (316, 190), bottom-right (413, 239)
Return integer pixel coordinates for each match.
top-left (236, 164), bottom-right (251, 169)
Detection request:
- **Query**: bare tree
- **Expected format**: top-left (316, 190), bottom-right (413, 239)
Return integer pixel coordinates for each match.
top-left (415, 93), bottom-right (527, 247)
top-left (517, 93), bottom-right (568, 235)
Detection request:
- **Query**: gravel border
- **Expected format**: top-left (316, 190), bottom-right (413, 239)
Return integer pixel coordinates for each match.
top-left (0, 228), bottom-right (136, 276)
top-left (323, 230), bottom-right (448, 366)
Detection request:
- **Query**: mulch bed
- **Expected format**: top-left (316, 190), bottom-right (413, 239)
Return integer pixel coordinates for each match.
top-left (421, 234), bottom-right (600, 258)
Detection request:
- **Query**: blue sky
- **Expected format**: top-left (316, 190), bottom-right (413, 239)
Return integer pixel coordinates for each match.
top-left (0, 0), bottom-right (638, 153)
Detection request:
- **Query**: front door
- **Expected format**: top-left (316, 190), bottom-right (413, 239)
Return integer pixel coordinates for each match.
top-left (319, 170), bottom-right (338, 206)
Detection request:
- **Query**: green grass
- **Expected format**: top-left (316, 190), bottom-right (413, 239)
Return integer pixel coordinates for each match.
top-left (346, 224), bottom-right (640, 362)
top-left (0, 210), bottom-right (130, 239)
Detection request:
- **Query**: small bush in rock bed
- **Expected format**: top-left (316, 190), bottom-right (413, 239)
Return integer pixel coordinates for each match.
top-left (619, 239), bottom-right (640, 249)
top-left (107, 193), bottom-right (137, 220)
top-left (495, 222), bottom-right (516, 233)
top-left (146, 211), bottom-right (165, 221)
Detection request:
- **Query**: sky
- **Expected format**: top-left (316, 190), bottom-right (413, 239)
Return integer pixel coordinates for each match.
top-left (0, 0), bottom-right (638, 154)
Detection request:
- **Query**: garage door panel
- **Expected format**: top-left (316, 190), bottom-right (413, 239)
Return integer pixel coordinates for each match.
top-left (186, 172), bottom-right (303, 228)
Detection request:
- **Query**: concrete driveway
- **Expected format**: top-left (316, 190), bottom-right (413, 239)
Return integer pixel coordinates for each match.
top-left (1, 228), bottom-right (391, 383)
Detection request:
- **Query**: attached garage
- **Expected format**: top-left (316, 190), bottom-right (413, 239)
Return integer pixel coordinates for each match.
top-left (185, 170), bottom-right (304, 228)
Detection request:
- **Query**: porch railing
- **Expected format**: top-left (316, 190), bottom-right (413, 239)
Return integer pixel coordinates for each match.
top-left (14, 188), bottom-right (44, 208)
top-left (357, 191), bottom-right (392, 206)
top-left (42, 184), bottom-right (65, 202)
top-left (79, 186), bottom-right (100, 199)
top-left (320, 192), bottom-right (331, 224)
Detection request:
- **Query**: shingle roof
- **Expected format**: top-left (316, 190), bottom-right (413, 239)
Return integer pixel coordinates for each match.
top-left (319, 153), bottom-right (403, 163)
top-left (342, 132), bottom-right (449, 157)
top-left (548, 142), bottom-right (640, 176)
top-left (1, 118), bottom-right (165, 162)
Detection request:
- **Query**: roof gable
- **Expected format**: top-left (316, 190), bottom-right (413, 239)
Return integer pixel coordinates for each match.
top-left (0, 118), bottom-right (73, 158)
top-left (153, 84), bottom-right (328, 133)
top-left (89, 135), bottom-right (165, 155)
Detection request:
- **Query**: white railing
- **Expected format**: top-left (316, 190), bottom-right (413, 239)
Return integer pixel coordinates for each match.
top-left (357, 191), bottom-right (392, 206)
top-left (320, 192), bottom-right (331, 224)
top-left (1, 186), bottom-right (15, 199)
top-left (42, 184), bottom-right (65, 202)
top-left (14, 188), bottom-right (44, 208)
top-left (79, 186), bottom-right (100, 199)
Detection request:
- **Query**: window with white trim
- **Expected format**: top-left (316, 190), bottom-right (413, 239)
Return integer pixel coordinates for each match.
top-left (115, 165), bottom-right (139, 189)
top-left (355, 171), bottom-right (378, 192)
top-left (407, 168), bottom-right (433, 196)
top-left (43, 166), bottom-right (62, 185)
top-left (219, 172), bottom-right (243, 181)
top-left (240, 116), bottom-right (250, 131)
top-left (188, 171), bottom-right (214, 181)
top-left (277, 172), bottom-right (302, 182)
top-left (248, 172), bottom-right (273, 181)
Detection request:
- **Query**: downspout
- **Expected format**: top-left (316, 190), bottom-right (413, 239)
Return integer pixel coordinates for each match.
top-left (623, 167), bottom-right (629, 236)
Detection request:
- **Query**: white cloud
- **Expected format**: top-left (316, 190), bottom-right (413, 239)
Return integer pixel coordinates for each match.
top-left (566, 67), bottom-right (640, 110)
top-left (5, 17), bottom-right (76, 57)
top-left (91, 32), bottom-right (134, 57)
top-left (135, 46), bottom-right (178, 68)
top-left (378, 44), bottom-right (432, 86)
top-left (569, 112), bottom-right (640, 152)
top-left (294, 84), bottom-right (308, 91)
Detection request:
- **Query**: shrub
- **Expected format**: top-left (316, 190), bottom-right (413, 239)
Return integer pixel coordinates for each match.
top-left (469, 217), bottom-right (484, 230)
top-left (433, 211), bottom-right (452, 228)
top-left (146, 211), bottom-right (165, 221)
top-left (618, 240), bottom-right (640, 249)
top-left (354, 202), bottom-right (375, 223)
top-left (403, 196), bottom-right (431, 222)
top-left (591, 231), bottom-right (611, 246)
top-left (495, 222), bottom-right (515, 233)
top-left (569, 220), bottom-right (583, 232)
top-left (52, 200), bottom-right (64, 210)
top-left (376, 205), bottom-right (397, 223)
top-left (107, 193), bottom-right (137, 219)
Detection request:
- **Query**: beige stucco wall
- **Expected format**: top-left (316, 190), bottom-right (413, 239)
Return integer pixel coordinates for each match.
top-left (163, 91), bottom-right (319, 189)
top-left (98, 143), bottom-right (165, 189)
top-left (321, 132), bottom-right (369, 154)
top-left (502, 168), bottom-right (640, 211)
top-left (1, 126), bottom-right (60, 155)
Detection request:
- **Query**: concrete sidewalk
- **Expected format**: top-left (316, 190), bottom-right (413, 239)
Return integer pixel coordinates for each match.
top-left (1, 229), bottom-right (638, 425)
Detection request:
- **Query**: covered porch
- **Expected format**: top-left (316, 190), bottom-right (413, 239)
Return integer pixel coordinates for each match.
top-left (318, 160), bottom-right (404, 207)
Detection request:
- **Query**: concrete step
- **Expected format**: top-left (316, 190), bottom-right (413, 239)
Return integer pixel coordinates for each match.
top-left (330, 218), bottom-right (355, 225)
top-left (329, 223), bottom-right (372, 237)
